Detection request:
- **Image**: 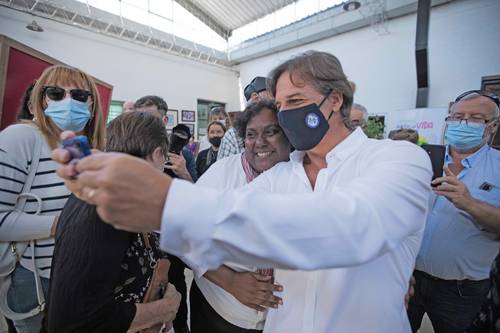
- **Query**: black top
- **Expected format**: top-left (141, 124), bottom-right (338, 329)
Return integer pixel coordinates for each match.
top-left (47, 195), bottom-right (165, 333)
top-left (196, 148), bottom-right (218, 178)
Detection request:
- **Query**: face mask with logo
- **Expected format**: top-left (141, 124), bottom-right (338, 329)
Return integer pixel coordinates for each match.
top-left (209, 136), bottom-right (222, 147)
top-left (44, 99), bottom-right (91, 132)
top-left (445, 122), bottom-right (486, 151)
top-left (277, 94), bottom-right (333, 151)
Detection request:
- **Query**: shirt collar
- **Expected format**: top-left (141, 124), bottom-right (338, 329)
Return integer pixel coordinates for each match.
top-left (290, 127), bottom-right (368, 166)
top-left (445, 144), bottom-right (490, 169)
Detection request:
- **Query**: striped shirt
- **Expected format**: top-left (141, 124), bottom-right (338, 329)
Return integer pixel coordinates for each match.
top-left (0, 124), bottom-right (70, 278)
top-left (216, 127), bottom-right (244, 161)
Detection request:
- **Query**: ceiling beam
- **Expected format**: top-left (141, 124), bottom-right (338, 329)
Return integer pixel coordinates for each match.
top-left (174, 0), bottom-right (231, 40)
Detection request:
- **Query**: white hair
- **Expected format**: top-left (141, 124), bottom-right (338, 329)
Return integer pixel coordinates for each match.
top-left (451, 92), bottom-right (500, 117)
top-left (352, 103), bottom-right (368, 121)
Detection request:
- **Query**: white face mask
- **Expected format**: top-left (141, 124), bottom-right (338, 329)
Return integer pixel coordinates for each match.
top-left (216, 119), bottom-right (226, 125)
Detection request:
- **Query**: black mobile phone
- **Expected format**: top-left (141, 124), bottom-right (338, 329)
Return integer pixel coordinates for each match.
top-left (420, 144), bottom-right (446, 186)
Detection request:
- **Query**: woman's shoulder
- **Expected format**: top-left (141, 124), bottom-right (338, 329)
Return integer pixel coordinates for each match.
top-left (0, 122), bottom-right (40, 139)
top-left (0, 123), bottom-right (44, 163)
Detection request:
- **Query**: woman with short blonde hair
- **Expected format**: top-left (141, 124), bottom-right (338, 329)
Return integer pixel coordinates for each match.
top-left (0, 64), bottom-right (105, 332)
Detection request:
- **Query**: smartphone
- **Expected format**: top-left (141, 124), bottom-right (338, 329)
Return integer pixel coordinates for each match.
top-left (62, 136), bottom-right (91, 162)
top-left (420, 144), bottom-right (446, 186)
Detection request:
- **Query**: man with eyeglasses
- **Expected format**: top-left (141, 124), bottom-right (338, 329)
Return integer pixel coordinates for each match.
top-left (408, 90), bottom-right (500, 333)
top-left (349, 103), bottom-right (369, 129)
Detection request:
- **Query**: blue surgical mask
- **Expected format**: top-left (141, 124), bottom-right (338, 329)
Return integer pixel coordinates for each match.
top-left (44, 99), bottom-right (91, 132)
top-left (445, 122), bottom-right (485, 151)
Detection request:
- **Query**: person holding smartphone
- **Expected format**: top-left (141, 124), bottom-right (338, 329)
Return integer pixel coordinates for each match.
top-left (53, 51), bottom-right (433, 332)
top-left (409, 90), bottom-right (500, 332)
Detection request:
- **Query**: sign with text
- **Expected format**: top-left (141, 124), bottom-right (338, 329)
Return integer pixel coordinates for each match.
top-left (386, 108), bottom-right (449, 144)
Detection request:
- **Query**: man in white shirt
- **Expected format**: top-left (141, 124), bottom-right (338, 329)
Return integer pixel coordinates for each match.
top-left (53, 50), bottom-right (432, 332)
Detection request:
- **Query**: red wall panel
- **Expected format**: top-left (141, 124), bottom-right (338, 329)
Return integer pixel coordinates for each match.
top-left (1, 45), bottom-right (112, 130)
top-left (1, 48), bottom-right (50, 129)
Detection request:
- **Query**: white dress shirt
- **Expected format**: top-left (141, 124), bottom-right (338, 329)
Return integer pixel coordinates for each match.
top-left (194, 153), bottom-right (266, 330)
top-left (161, 128), bottom-right (432, 332)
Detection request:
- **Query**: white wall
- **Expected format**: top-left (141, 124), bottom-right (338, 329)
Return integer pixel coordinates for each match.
top-left (236, 0), bottom-right (500, 115)
top-left (0, 7), bottom-right (241, 137)
top-left (2, 0), bottom-right (499, 126)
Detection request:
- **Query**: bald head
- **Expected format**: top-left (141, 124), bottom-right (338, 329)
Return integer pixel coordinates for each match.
top-left (123, 101), bottom-right (135, 113)
top-left (450, 94), bottom-right (499, 120)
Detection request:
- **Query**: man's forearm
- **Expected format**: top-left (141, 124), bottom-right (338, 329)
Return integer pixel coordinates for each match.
top-left (466, 199), bottom-right (500, 235)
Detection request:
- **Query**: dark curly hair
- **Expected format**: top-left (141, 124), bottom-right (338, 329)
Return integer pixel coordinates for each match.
top-left (234, 99), bottom-right (279, 140)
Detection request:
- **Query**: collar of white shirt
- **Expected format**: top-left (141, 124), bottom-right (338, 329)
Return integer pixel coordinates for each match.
top-left (289, 127), bottom-right (368, 166)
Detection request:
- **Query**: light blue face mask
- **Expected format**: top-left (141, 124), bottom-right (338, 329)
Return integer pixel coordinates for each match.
top-left (445, 122), bottom-right (486, 151)
top-left (44, 99), bottom-right (91, 132)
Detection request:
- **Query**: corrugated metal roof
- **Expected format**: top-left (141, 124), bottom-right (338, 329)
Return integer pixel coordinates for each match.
top-left (175, 0), bottom-right (296, 39)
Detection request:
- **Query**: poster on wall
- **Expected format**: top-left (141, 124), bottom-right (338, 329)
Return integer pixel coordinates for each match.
top-left (181, 110), bottom-right (195, 122)
top-left (166, 109), bottom-right (178, 130)
top-left (385, 108), bottom-right (449, 145)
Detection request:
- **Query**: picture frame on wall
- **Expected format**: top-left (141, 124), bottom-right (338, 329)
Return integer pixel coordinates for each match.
top-left (166, 109), bottom-right (178, 129)
top-left (181, 110), bottom-right (196, 122)
top-left (183, 123), bottom-right (195, 136)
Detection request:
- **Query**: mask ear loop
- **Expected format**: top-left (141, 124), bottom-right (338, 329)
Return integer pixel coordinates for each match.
top-left (487, 118), bottom-right (499, 146)
top-left (318, 89), bottom-right (335, 121)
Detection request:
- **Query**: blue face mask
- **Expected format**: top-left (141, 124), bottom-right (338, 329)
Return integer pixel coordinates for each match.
top-left (44, 99), bottom-right (91, 132)
top-left (445, 122), bottom-right (486, 151)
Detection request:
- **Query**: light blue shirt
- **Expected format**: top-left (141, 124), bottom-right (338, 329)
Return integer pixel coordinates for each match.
top-left (416, 144), bottom-right (500, 280)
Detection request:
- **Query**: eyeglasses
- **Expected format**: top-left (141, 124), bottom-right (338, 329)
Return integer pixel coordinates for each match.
top-left (445, 116), bottom-right (497, 126)
top-left (43, 86), bottom-right (92, 103)
top-left (455, 90), bottom-right (500, 107)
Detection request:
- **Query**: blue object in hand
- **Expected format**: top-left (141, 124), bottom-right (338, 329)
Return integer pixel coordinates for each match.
top-left (62, 135), bottom-right (91, 163)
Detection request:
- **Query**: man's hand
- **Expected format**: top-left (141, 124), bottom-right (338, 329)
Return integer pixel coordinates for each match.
top-left (432, 165), bottom-right (475, 210)
top-left (404, 275), bottom-right (416, 309)
top-left (53, 132), bottom-right (171, 232)
top-left (164, 153), bottom-right (192, 182)
top-left (227, 271), bottom-right (283, 312)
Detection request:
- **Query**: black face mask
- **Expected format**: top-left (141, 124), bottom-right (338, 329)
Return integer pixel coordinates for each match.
top-left (277, 94), bottom-right (333, 151)
top-left (209, 136), bottom-right (222, 147)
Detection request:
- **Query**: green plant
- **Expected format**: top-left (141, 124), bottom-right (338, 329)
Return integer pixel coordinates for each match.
top-left (363, 117), bottom-right (385, 139)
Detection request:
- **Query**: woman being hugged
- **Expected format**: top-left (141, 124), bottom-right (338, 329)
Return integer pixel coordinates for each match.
top-left (0, 65), bottom-right (105, 332)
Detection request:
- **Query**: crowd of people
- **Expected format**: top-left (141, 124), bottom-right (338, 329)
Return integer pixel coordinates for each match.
top-left (0, 50), bottom-right (499, 333)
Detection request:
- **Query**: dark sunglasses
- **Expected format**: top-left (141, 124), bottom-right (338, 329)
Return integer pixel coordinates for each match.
top-left (43, 86), bottom-right (92, 103)
top-left (455, 90), bottom-right (499, 107)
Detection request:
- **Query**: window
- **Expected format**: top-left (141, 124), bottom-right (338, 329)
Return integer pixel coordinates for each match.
top-left (197, 99), bottom-right (225, 139)
top-left (107, 100), bottom-right (124, 124)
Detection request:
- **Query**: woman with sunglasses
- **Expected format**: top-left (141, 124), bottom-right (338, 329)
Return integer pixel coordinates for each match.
top-left (0, 65), bottom-right (105, 332)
